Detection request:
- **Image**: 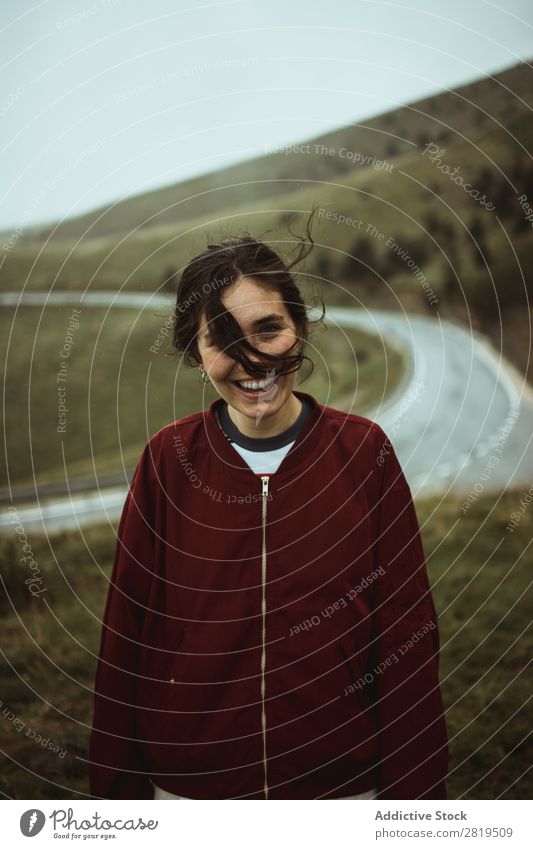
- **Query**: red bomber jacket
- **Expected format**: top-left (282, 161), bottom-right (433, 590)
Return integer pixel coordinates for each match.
top-left (89, 390), bottom-right (449, 800)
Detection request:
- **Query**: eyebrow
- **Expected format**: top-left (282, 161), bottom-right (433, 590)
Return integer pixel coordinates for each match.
top-left (203, 313), bottom-right (285, 337)
top-left (251, 313), bottom-right (285, 326)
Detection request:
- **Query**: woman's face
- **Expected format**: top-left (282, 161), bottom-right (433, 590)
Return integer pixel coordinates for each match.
top-left (196, 276), bottom-right (301, 420)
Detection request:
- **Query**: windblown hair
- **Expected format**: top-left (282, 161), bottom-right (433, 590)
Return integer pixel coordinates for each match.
top-left (171, 208), bottom-right (325, 381)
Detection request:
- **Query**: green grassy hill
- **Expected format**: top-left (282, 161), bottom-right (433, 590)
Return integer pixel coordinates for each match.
top-left (14, 61), bottom-right (533, 243)
top-left (2, 61), bottom-right (532, 382)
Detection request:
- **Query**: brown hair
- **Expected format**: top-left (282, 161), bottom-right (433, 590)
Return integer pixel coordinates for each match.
top-left (171, 208), bottom-right (325, 380)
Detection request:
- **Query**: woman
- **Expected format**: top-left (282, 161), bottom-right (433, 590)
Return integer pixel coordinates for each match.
top-left (89, 214), bottom-right (449, 800)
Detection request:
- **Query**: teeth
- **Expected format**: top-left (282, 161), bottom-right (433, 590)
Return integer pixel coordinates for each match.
top-left (238, 375), bottom-right (276, 390)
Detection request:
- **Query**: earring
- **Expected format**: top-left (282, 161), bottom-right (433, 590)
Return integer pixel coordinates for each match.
top-left (198, 365), bottom-right (210, 384)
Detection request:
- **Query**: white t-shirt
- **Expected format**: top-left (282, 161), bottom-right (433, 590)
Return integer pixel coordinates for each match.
top-left (228, 439), bottom-right (295, 474)
top-left (215, 397), bottom-right (312, 474)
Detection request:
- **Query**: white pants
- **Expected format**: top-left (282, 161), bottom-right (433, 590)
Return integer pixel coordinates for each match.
top-left (153, 782), bottom-right (377, 800)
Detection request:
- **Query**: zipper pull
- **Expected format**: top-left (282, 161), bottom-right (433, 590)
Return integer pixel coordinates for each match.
top-left (261, 475), bottom-right (270, 497)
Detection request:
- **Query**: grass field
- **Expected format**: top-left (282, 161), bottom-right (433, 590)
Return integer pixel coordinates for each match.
top-left (0, 304), bottom-right (405, 489)
top-left (0, 486), bottom-right (530, 799)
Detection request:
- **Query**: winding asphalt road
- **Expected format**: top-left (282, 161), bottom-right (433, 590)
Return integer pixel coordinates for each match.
top-left (1, 291), bottom-right (532, 534)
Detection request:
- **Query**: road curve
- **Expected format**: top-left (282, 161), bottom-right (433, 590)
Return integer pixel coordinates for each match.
top-left (324, 307), bottom-right (533, 497)
top-left (1, 292), bottom-right (532, 534)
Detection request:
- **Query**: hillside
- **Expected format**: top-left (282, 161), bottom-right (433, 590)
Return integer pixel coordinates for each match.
top-left (2, 60), bottom-right (532, 382)
top-left (15, 60), bottom-right (533, 243)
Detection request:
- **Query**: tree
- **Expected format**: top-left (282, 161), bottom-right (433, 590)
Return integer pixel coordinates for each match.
top-left (469, 215), bottom-right (490, 268)
top-left (314, 252), bottom-right (331, 281)
top-left (342, 237), bottom-right (378, 291)
top-left (161, 267), bottom-right (178, 293)
top-left (424, 210), bottom-right (441, 236)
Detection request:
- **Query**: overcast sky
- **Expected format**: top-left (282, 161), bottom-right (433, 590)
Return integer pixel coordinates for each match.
top-left (1, 0), bottom-right (532, 230)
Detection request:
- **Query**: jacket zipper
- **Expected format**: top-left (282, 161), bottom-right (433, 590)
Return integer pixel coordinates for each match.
top-left (260, 474), bottom-right (270, 799)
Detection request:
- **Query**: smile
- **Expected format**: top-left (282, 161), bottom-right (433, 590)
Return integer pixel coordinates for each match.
top-left (232, 374), bottom-right (280, 395)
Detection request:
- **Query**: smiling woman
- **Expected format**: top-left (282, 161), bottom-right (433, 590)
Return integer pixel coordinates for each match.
top-left (196, 278), bottom-right (309, 438)
top-left (173, 210), bottom-right (326, 438)
top-left (89, 209), bottom-right (449, 801)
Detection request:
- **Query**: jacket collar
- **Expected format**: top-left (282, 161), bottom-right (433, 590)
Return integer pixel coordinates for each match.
top-left (203, 390), bottom-right (325, 482)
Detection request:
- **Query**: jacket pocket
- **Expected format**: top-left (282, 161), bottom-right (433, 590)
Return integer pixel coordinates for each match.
top-left (338, 635), bottom-right (368, 712)
top-left (141, 624), bottom-right (188, 683)
top-left (164, 626), bottom-right (187, 680)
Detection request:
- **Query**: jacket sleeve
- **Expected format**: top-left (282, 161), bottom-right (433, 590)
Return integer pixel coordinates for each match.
top-left (370, 426), bottom-right (449, 800)
top-left (89, 442), bottom-right (157, 799)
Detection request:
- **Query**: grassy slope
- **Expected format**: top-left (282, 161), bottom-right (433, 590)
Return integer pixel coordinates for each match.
top-left (0, 487), bottom-right (530, 799)
top-left (13, 62), bottom-right (533, 243)
top-left (4, 105), bottom-right (533, 299)
top-left (2, 62), bottom-right (531, 382)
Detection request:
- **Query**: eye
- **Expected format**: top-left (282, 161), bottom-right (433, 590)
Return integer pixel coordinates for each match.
top-left (257, 324), bottom-right (282, 336)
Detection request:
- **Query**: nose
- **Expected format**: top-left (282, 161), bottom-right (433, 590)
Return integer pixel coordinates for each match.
top-left (248, 348), bottom-right (264, 364)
